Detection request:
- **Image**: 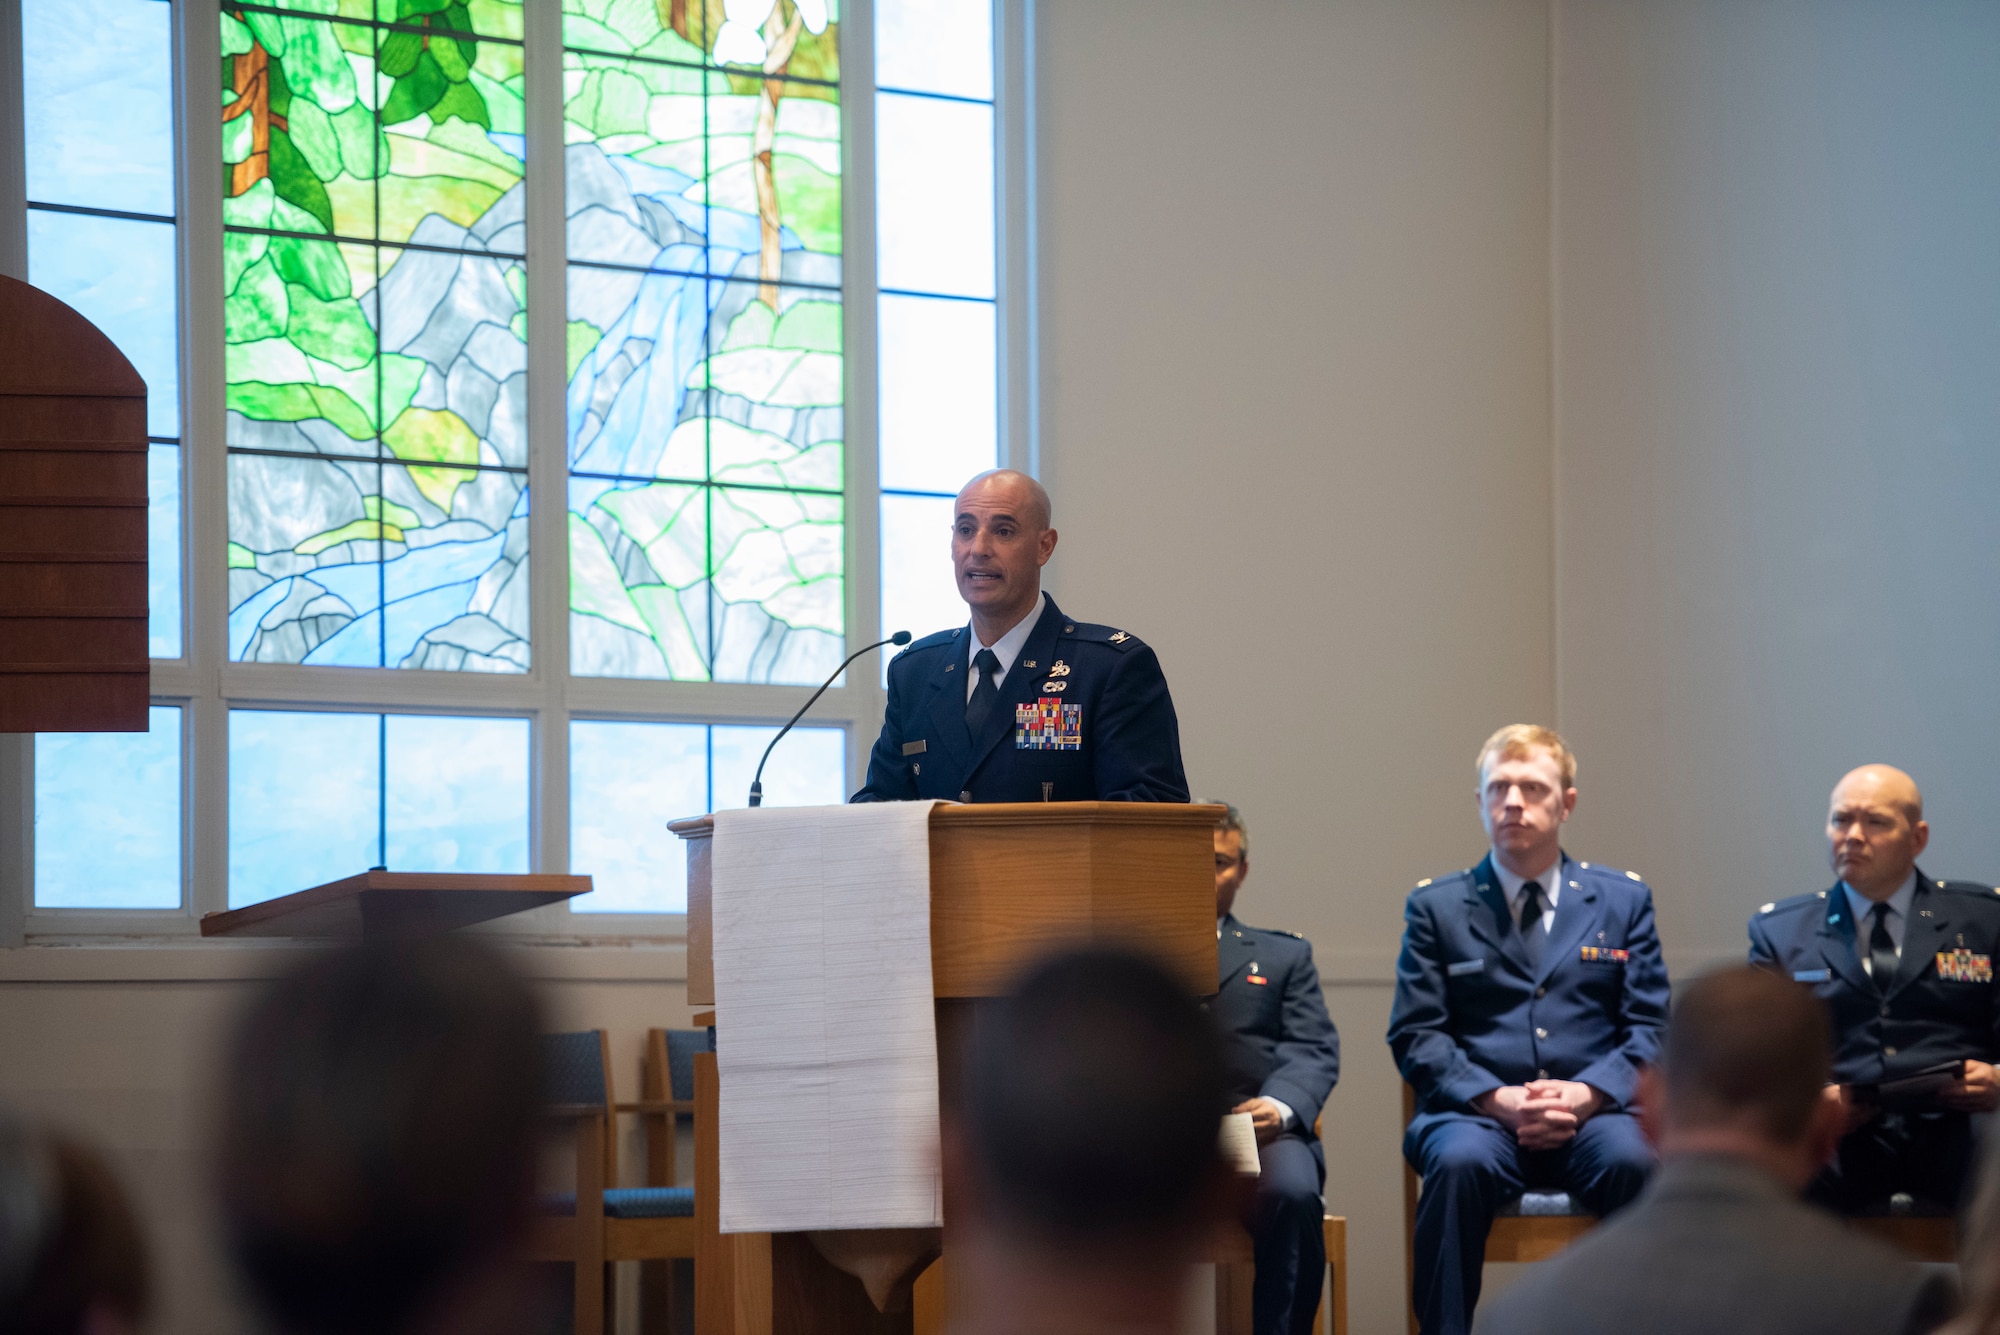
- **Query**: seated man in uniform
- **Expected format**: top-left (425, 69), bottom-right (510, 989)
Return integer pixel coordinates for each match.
top-left (1209, 804), bottom-right (1340, 1335)
top-left (1749, 763), bottom-right (2000, 1214)
top-left (946, 946), bottom-right (1232, 1335)
top-left (1387, 725), bottom-right (1668, 1335)
top-left (852, 469), bottom-right (1189, 804)
top-left (1475, 967), bottom-right (1954, 1335)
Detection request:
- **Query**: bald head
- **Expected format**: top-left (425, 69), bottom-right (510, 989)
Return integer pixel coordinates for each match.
top-left (953, 470), bottom-right (1058, 642)
top-left (958, 469), bottom-right (1052, 530)
top-left (1827, 765), bottom-right (1929, 901)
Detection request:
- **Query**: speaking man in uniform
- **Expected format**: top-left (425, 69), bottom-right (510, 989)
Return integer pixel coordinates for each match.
top-left (1208, 805), bottom-right (1340, 1335)
top-left (852, 469), bottom-right (1189, 804)
top-left (1387, 725), bottom-right (1669, 1335)
top-left (1749, 763), bottom-right (2000, 1214)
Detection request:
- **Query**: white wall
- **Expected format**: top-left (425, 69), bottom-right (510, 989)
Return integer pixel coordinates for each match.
top-left (1037, 2), bottom-right (1555, 1329)
top-left (1552, 0), bottom-right (2000, 962)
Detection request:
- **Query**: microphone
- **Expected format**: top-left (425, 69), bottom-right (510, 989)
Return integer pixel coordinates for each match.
top-left (748, 631), bottom-right (912, 808)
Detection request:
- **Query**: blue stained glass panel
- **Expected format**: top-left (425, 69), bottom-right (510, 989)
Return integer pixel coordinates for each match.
top-left (384, 715), bottom-right (530, 874)
top-left (569, 720), bottom-right (708, 913)
top-left (229, 710), bottom-right (380, 908)
top-left (28, 211), bottom-right (181, 437)
top-left (711, 724), bottom-right (846, 812)
top-left (149, 445), bottom-right (182, 658)
top-left (880, 492), bottom-right (964, 647)
top-left (34, 706), bottom-right (182, 909)
top-left (877, 293), bottom-right (996, 494)
top-left (875, 92), bottom-right (993, 299)
top-left (875, 0), bottom-right (992, 101)
top-left (22, 0), bottom-right (176, 216)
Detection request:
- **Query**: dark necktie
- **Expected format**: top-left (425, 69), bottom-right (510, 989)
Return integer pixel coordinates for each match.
top-left (965, 648), bottom-right (1002, 735)
top-left (1519, 880), bottom-right (1546, 971)
top-left (1868, 902), bottom-right (1898, 993)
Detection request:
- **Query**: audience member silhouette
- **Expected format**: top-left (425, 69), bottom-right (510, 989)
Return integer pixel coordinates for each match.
top-left (213, 938), bottom-right (543, 1335)
top-left (1475, 966), bottom-right (1955, 1335)
top-left (0, 1115), bottom-right (150, 1335)
top-left (946, 945), bottom-right (1234, 1335)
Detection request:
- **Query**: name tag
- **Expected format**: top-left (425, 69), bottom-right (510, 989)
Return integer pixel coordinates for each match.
top-left (901, 740), bottom-right (927, 756)
top-left (1446, 958), bottom-right (1485, 977)
top-left (1792, 969), bottom-right (1831, 983)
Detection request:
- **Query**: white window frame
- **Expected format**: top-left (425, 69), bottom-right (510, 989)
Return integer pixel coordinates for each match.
top-left (0, 0), bottom-right (1037, 946)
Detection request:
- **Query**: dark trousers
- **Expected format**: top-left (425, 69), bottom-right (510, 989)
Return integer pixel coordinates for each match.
top-left (1808, 1109), bottom-right (1978, 1215)
top-left (1248, 1132), bottom-right (1326, 1335)
top-left (1405, 1110), bottom-right (1651, 1335)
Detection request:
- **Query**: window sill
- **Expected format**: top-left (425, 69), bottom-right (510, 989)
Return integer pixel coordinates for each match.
top-left (0, 938), bottom-right (689, 983)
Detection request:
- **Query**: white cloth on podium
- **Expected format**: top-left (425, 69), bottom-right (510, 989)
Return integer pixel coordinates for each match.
top-left (711, 801), bottom-right (944, 1232)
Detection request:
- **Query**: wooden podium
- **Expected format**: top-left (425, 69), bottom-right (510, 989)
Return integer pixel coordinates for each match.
top-left (673, 801), bottom-right (1224, 1335)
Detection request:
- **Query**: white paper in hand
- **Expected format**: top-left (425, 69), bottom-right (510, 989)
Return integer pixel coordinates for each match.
top-left (1220, 1111), bottom-right (1262, 1176)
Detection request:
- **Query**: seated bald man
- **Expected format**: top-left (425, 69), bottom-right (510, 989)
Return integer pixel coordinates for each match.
top-left (853, 469), bottom-right (1190, 804)
top-left (1750, 763), bottom-right (2000, 1215)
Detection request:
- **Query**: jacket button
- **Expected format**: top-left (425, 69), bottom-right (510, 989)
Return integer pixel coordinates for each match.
top-left (1536, 987), bottom-right (1546, 998)
top-left (1879, 1003), bottom-right (1891, 1017)
top-left (959, 790), bottom-right (972, 802)
top-left (1535, 1027), bottom-right (1548, 1040)
top-left (1885, 1045), bottom-right (1898, 1057)
top-left (1538, 1069), bottom-right (1549, 1080)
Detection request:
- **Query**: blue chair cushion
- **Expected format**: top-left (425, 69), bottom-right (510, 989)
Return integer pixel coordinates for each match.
top-left (538, 1188), bottom-right (696, 1219)
top-left (1498, 1190), bottom-right (1586, 1217)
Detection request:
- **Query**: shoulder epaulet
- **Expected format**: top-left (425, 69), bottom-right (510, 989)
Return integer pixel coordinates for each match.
top-left (1274, 928), bottom-right (1304, 939)
top-left (1759, 892), bottom-right (1824, 919)
top-left (898, 627), bottom-right (960, 654)
top-left (1412, 869), bottom-right (1471, 895)
top-left (1061, 619), bottom-right (1144, 652)
top-left (1929, 878), bottom-right (2000, 900)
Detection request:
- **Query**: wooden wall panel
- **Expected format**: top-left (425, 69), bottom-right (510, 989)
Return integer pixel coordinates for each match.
top-left (0, 275), bottom-right (150, 733)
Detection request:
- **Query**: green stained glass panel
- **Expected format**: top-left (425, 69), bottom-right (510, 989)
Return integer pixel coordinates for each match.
top-left (228, 454), bottom-right (529, 672)
top-left (563, 0), bottom-right (839, 81)
top-left (226, 1), bottom-right (527, 671)
top-left (567, 480), bottom-right (841, 684)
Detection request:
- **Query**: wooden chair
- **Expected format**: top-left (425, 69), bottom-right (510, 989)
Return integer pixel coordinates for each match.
top-left (637, 1028), bottom-right (711, 1334)
top-left (532, 1030), bottom-right (699, 1335)
top-left (1849, 1215), bottom-right (1957, 1262)
top-left (1401, 1084), bottom-right (1595, 1334)
top-left (1213, 1110), bottom-right (1349, 1335)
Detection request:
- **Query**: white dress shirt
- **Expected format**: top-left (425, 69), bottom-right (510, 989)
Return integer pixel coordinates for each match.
top-left (964, 592), bottom-right (1047, 702)
top-left (1494, 855), bottom-right (1564, 933)
top-left (1843, 870), bottom-right (1918, 973)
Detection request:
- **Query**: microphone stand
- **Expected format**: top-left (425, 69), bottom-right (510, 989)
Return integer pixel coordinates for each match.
top-left (748, 631), bottom-right (912, 807)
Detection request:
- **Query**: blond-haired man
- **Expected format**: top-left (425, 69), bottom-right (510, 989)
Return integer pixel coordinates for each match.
top-left (1387, 726), bottom-right (1669, 1335)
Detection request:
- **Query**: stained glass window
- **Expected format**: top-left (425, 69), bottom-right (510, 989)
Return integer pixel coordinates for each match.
top-left (228, 709), bottom-right (530, 907)
top-left (34, 708), bottom-right (184, 910)
top-left (221, 1), bottom-right (531, 671)
top-left (569, 719), bottom-right (845, 913)
top-left (23, 0), bottom-right (184, 658)
top-left (874, 0), bottom-right (997, 649)
top-left (563, 1), bottom-right (846, 685)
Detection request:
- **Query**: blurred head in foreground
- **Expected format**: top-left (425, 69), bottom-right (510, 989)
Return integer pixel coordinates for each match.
top-left (953, 947), bottom-right (1230, 1334)
top-left (0, 1117), bottom-right (149, 1335)
top-left (215, 938), bottom-right (541, 1335)
top-left (1954, 1121), bottom-right (2000, 1334)
top-left (1639, 965), bottom-right (1839, 1185)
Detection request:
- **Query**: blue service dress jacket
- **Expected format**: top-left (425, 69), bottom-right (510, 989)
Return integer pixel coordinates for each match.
top-left (851, 596), bottom-right (1190, 804)
top-left (1388, 853), bottom-right (1671, 1130)
top-left (1210, 914), bottom-right (1341, 1134)
top-left (1748, 871), bottom-right (2000, 1085)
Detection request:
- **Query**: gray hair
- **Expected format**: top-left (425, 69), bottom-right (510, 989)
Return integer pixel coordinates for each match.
top-left (1213, 803), bottom-right (1248, 855)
